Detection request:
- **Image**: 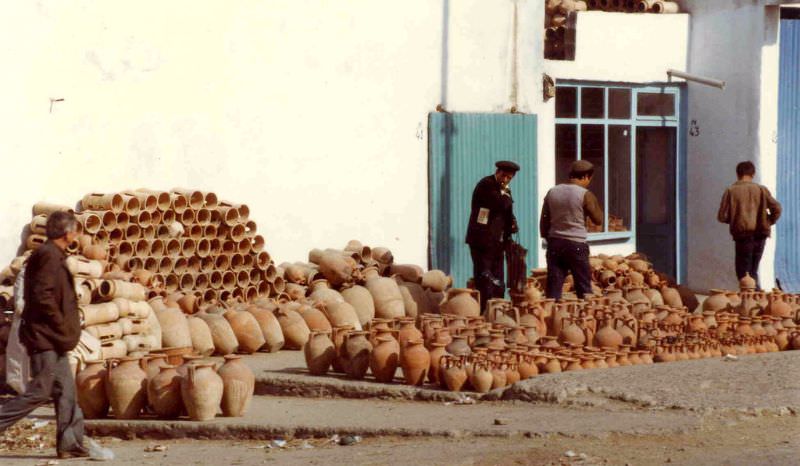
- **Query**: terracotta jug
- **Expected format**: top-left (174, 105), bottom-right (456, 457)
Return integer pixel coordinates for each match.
top-left (593, 316), bottom-right (623, 349)
top-left (224, 309), bottom-right (266, 353)
top-left (490, 363), bottom-right (508, 389)
top-left (400, 338), bottom-right (430, 386)
top-left (427, 341), bottom-right (447, 385)
top-left (543, 356), bottom-right (562, 374)
top-left (559, 318), bottom-right (587, 346)
top-left (369, 335), bottom-right (400, 383)
top-left (703, 289), bottom-right (731, 312)
top-left (245, 305), bottom-right (285, 353)
top-left (765, 292), bottom-right (792, 319)
top-left (442, 356), bottom-right (468, 391)
top-left (323, 301), bottom-right (363, 331)
top-left (308, 279), bottom-right (346, 307)
top-left (517, 354), bottom-right (539, 379)
top-left (331, 324), bottom-right (355, 373)
top-left (106, 357), bottom-right (147, 419)
top-left (340, 284), bottom-right (376, 327)
top-left (396, 318), bottom-right (423, 347)
top-left (276, 306), bottom-right (311, 349)
top-left (363, 267), bottom-right (406, 319)
top-left (196, 311), bottom-right (239, 355)
top-left (155, 306), bottom-right (193, 349)
top-left (296, 303), bottom-right (333, 333)
top-left (342, 330), bottom-right (373, 380)
top-left (446, 334), bottom-right (471, 356)
top-left (470, 361), bottom-right (494, 393)
top-left (317, 251), bottom-right (354, 287)
top-left (304, 330), bottom-right (336, 376)
top-left (185, 315), bottom-right (215, 356)
top-left (76, 360), bottom-right (109, 419)
top-left (147, 364), bottom-right (182, 419)
top-left (141, 353), bottom-right (169, 381)
top-left (441, 288), bottom-right (481, 318)
top-left (181, 362), bottom-right (224, 421)
top-left (218, 355), bottom-right (255, 417)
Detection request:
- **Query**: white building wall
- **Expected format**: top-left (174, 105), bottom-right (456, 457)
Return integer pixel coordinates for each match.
top-left (678, 0), bottom-right (783, 292)
top-left (0, 0), bottom-right (544, 269)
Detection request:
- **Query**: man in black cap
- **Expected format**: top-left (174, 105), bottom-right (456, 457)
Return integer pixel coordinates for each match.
top-left (465, 160), bottom-right (520, 313)
top-left (539, 159), bottom-right (603, 300)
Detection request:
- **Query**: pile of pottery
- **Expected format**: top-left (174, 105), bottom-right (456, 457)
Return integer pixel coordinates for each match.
top-left (76, 351), bottom-right (254, 421)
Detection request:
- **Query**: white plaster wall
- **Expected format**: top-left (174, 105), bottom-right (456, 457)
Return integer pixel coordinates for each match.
top-left (0, 0), bottom-right (544, 270)
top-left (535, 11), bottom-right (688, 267)
top-left (679, 1), bottom-right (781, 291)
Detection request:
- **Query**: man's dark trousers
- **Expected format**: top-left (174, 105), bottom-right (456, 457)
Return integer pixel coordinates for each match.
top-left (470, 245), bottom-right (505, 313)
top-left (734, 236), bottom-right (766, 290)
top-left (545, 237), bottom-right (592, 300)
top-left (0, 350), bottom-right (84, 453)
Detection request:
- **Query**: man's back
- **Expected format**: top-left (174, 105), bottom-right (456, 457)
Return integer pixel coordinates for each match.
top-left (718, 180), bottom-right (781, 239)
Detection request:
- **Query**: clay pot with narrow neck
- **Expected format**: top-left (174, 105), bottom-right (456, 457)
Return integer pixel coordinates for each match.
top-left (323, 301), bottom-right (363, 331)
top-left (470, 361), bottom-right (494, 393)
top-left (106, 357), bottom-right (147, 420)
top-left (245, 305), bottom-right (284, 353)
top-left (305, 330), bottom-right (336, 376)
top-left (363, 267), bottom-right (406, 319)
top-left (331, 324), bottom-right (355, 373)
top-left (196, 311), bottom-right (239, 355)
top-left (400, 338), bottom-right (430, 386)
top-left (396, 318), bottom-right (423, 347)
top-left (340, 284), bottom-right (376, 327)
top-left (441, 288), bottom-right (481, 318)
top-left (147, 364), bottom-right (182, 419)
top-left (703, 289), bottom-right (731, 313)
top-left (276, 306), bottom-right (311, 349)
top-left (765, 292), bottom-right (792, 319)
top-left (594, 317), bottom-right (623, 349)
top-left (181, 362), bottom-right (224, 421)
top-left (446, 334), bottom-right (472, 357)
top-left (342, 331), bottom-right (373, 380)
top-left (369, 335), bottom-right (400, 383)
top-left (76, 360), bottom-right (109, 419)
top-left (308, 279), bottom-right (345, 307)
top-left (155, 305), bottom-right (193, 349)
top-left (294, 303), bottom-right (332, 333)
top-left (558, 318), bottom-right (587, 347)
top-left (427, 342), bottom-right (447, 385)
top-left (218, 355), bottom-right (255, 417)
top-left (225, 309), bottom-right (266, 354)
top-left (441, 356), bottom-right (468, 391)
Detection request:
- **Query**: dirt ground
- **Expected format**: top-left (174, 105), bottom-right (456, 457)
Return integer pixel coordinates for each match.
top-left (1, 413), bottom-right (796, 465)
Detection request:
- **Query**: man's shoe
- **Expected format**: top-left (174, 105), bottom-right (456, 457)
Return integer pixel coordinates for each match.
top-left (57, 445), bottom-right (90, 459)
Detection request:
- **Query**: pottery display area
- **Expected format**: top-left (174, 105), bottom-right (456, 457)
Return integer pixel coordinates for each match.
top-left (1, 188), bottom-right (799, 421)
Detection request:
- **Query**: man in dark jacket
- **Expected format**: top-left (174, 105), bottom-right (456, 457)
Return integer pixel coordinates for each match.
top-left (717, 161), bottom-right (782, 290)
top-left (0, 211), bottom-right (88, 459)
top-left (466, 160), bottom-right (519, 313)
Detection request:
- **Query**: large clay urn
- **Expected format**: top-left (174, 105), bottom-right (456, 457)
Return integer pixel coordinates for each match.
top-left (441, 288), bottom-right (481, 318)
top-left (106, 357), bottom-right (147, 420)
top-left (308, 279), bottom-right (346, 308)
top-left (340, 284), bottom-right (376, 327)
top-left (331, 324), bottom-right (355, 373)
top-left (276, 306), bottom-right (311, 349)
top-left (323, 301), bottom-right (362, 331)
top-left (218, 354), bottom-right (255, 417)
top-left (427, 342), bottom-right (447, 385)
top-left (396, 318), bottom-right (423, 347)
top-left (155, 305), bottom-right (193, 349)
top-left (369, 335), bottom-right (400, 383)
top-left (342, 330), bottom-right (373, 380)
top-left (186, 315), bottom-right (215, 356)
top-left (470, 361), bottom-right (493, 393)
top-left (317, 251), bottom-right (354, 287)
top-left (245, 305), bottom-right (285, 353)
top-left (76, 360), bottom-right (109, 419)
top-left (196, 311), bottom-right (239, 355)
top-left (304, 330), bottom-right (336, 376)
top-left (400, 338), bottom-right (430, 386)
top-left (396, 279), bottom-right (428, 319)
top-left (181, 362), bottom-right (224, 421)
top-left (363, 267), bottom-right (406, 319)
top-left (147, 364), bottom-right (182, 419)
top-left (141, 353), bottom-right (169, 381)
top-left (225, 309), bottom-right (266, 353)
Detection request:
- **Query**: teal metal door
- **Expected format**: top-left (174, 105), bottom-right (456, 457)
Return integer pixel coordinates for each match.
top-left (428, 113), bottom-right (538, 289)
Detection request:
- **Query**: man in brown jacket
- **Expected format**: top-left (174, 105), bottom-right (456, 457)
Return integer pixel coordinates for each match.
top-left (717, 161), bottom-right (782, 290)
top-left (0, 211), bottom-right (88, 459)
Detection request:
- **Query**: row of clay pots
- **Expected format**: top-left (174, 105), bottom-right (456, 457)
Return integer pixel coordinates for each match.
top-left (76, 352), bottom-right (254, 421)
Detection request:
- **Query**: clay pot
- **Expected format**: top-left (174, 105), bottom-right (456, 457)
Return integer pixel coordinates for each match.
top-left (442, 356), bottom-right (468, 391)
top-left (396, 279), bottom-right (428, 319)
top-left (218, 355), bottom-right (255, 417)
top-left (76, 360), bottom-right (109, 419)
top-left (517, 354), bottom-right (539, 379)
top-left (703, 289), bottom-right (731, 313)
top-left (330, 325), bottom-right (355, 373)
top-left (765, 293), bottom-right (792, 319)
top-left (421, 270), bottom-right (451, 292)
top-left (369, 335), bottom-right (400, 383)
top-left (396, 318), bottom-right (423, 347)
top-left (342, 331), bottom-right (373, 380)
top-left (276, 307), bottom-right (311, 349)
top-left (155, 306), bottom-right (193, 349)
top-left (400, 338), bottom-right (430, 386)
top-left (181, 362), bottom-right (224, 421)
top-left (81, 302), bottom-right (120, 327)
top-left (363, 267), bottom-right (406, 319)
top-left (225, 309), bottom-right (267, 353)
top-left (323, 301), bottom-right (362, 331)
top-left (308, 279), bottom-right (346, 308)
top-left (196, 311), bottom-right (239, 355)
top-left (296, 304), bottom-right (333, 332)
top-left (186, 316), bottom-right (215, 356)
top-left (147, 365), bottom-right (182, 419)
top-left (245, 305), bottom-right (285, 353)
top-left (304, 330), bottom-right (336, 376)
top-left (441, 288), bottom-right (480, 318)
top-left (106, 357), bottom-right (147, 420)
top-left (445, 334), bottom-right (471, 357)
top-left (470, 361), bottom-right (494, 393)
top-left (341, 284), bottom-right (376, 327)
top-left (427, 342), bottom-right (447, 385)
top-left (317, 252), bottom-right (354, 287)
top-left (389, 264), bottom-right (424, 283)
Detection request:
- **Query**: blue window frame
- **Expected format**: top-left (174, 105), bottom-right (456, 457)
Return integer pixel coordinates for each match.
top-left (554, 81), bottom-right (681, 242)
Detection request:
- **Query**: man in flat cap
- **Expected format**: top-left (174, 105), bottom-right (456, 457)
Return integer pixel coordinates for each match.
top-left (466, 160), bottom-right (520, 313)
top-left (539, 159), bottom-right (603, 300)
